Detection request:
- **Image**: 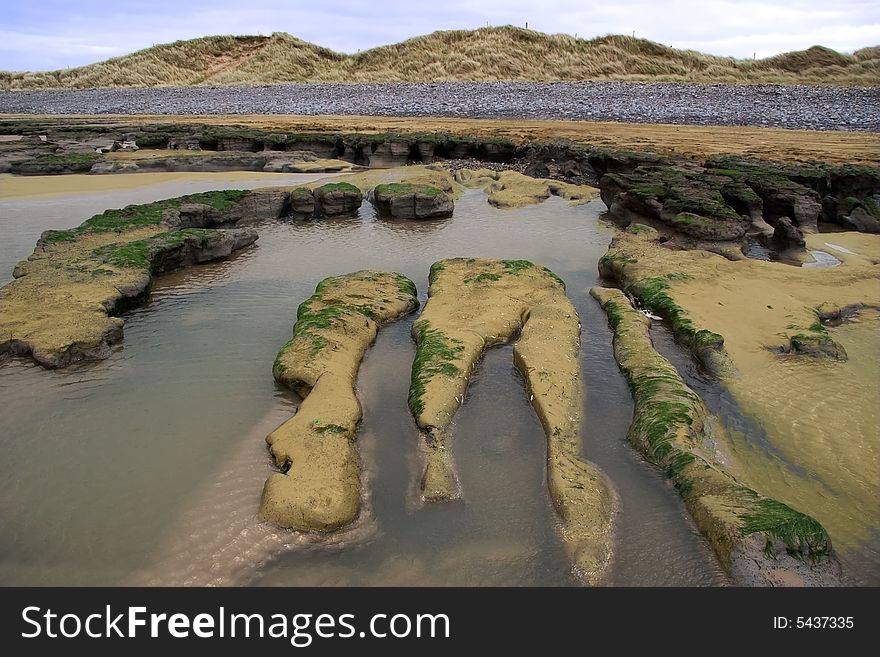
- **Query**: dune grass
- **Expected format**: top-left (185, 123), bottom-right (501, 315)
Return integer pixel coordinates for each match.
top-left (1, 27), bottom-right (876, 89)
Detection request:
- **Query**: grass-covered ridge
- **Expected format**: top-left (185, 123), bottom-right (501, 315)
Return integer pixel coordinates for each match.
top-left (2, 28), bottom-right (876, 88)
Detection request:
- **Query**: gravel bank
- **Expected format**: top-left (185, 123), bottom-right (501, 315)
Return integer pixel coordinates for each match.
top-left (1, 82), bottom-right (877, 132)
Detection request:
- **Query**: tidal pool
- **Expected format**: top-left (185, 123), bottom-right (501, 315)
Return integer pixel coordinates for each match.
top-left (0, 174), bottom-right (726, 585)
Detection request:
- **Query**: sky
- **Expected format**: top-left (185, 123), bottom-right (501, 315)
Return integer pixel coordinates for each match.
top-left (1, 0), bottom-right (879, 71)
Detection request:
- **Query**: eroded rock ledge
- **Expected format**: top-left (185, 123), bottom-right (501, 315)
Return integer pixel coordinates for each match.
top-left (262, 271), bottom-right (419, 531)
top-left (591, 286), bottom-right (842, 586)
top-left (370, 182), bottom-right (454, 220)
top-left (409, 258), bottom-right (615, 584)
top-left (0, 190), bottom-right (267, 368)
top-left (592, 150), bottom-right (880, 253)
top-left (598, 226), bottom-right (735, 377)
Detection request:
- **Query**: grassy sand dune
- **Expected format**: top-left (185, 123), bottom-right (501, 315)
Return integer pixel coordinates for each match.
top-left (2, 27), bottom-right (877, 89)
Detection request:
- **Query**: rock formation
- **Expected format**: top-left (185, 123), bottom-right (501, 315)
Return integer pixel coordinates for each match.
top-left (591, 286), bottom-right (842, 586)
top-left (408, 258), bottom-right (616, 584)
top-left (594, 151), bottom-right (880, 249)
top-left (262, 272), bottom-right (419, 531)
top-left (0, 190), bottom-right (267, 368)
top-left (371, 182), bottom-right (454, 219)
top-left (313, 182), bottom-right (364, 215)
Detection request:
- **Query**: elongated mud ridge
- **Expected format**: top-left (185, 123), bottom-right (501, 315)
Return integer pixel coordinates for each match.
top-left (598, 227), bottom-right (736, 378)
top-left (591, 286), bottom-right (841, 586)
top-left (409, 258), bottom-right (616, 584)
top-left (261, 271), bottom-right (419, 531)
top-left (596, 219), bottom-right (880, 561)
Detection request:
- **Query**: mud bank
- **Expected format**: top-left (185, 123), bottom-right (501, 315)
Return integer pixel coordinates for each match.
top-left (592, 286), bottom-right (841, 585)
top-left (262, 271), bottom-right (419, 531)
top-left (409, 258), bottom-right (615, 584)
top-left (10, 149), bottom-right (358, 177)
top-left (455, 168), bottom-right (598, 208)
top-left (597, 223), bottom-right (880, 560)
top-left (0, 189), bottom-right (270, 367)
top-left (94, 151), bottom-right (357, 176)
top-left (0, 120), bottom-right (518, 176)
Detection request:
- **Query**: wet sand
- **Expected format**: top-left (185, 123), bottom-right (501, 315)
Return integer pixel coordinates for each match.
top-left (0, 170), bottom-right (327, 201)
top-left (601, 227), bottom-right (880, 580)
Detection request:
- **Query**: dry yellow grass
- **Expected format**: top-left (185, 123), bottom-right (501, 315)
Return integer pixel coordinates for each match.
top-left (1, 27), bottom-right (877, 89)
top-left (6, 113), bottom-right (874, 165)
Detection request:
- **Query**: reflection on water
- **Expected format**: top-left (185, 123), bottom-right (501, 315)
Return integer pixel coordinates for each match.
top-left (803, 250), bottom-right (842, 268)
top-left (0, 179), bottom-right (725, 586)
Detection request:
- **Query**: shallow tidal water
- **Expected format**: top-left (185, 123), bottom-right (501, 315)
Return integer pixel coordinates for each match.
top-left (0, 174), bottom-right (731, 585)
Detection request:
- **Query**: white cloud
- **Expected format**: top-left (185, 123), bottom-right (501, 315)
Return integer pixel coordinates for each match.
top-left (1, 0), bottom-right (878, 71)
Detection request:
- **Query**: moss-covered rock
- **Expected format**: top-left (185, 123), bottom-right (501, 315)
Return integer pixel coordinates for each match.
top-left (10, 151), bottom-right (103, 175)
top-left (370, 182), bottom-right (454, 219)
top-left (262, 271), bottom-right (419, 532)
top-left (592, 286), bottom-right (842, 586)
top-left (596, 150), bottom-right (880, 243)
top-left (0, 209), bottom-right (257, 368)
top-left (787, 332), bottom-right (848, 361)
top-left (288, 186), bottom-right (315, 215)
top-left (313, 182), bottom-right (363, 216)
top-left (410, 258), bottom-right (616, 584)
top-left (600, 165), bottom-right (752, 241)
top-left (587, 148), bottom-right (665, 176)
top-left (706, 156), bottom-right (823, 232)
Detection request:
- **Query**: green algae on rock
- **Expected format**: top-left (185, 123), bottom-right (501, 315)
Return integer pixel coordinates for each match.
top-left (598, 226), bottom-right (735, 377)
top-left (594, 150), bottom-right (880, 250)
top-left (409, 258), bottom-right (616, 584)
top-left (312, 182), bottom-right (364, 216)
top-left (591, 286), bottom-right (842, 586)
top-left (0, 191), bottom-right (263, 368)
top-left (370, 182), bottom-right (454, 219)
top-left (261, 271), bottom-right (419, 532)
